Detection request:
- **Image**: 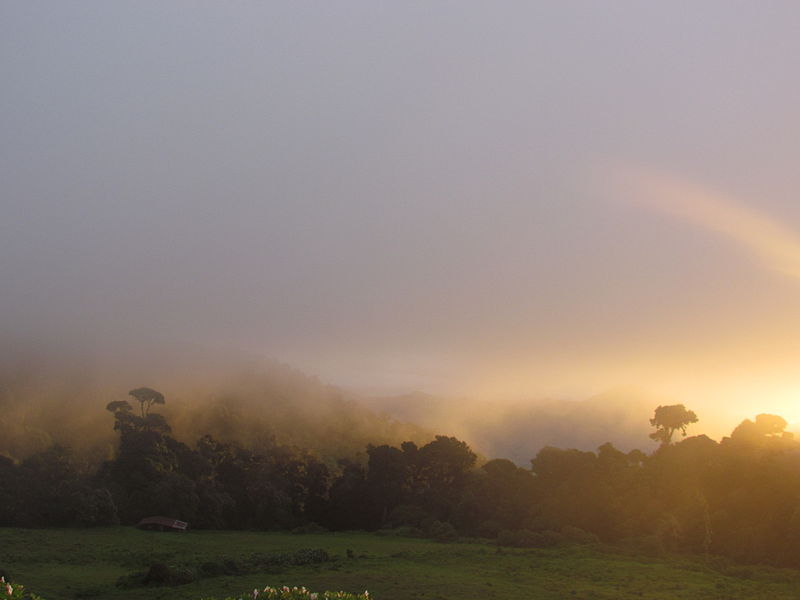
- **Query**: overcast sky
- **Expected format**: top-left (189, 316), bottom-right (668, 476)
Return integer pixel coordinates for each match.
top-left (4, 2), bottom-right (800, 427)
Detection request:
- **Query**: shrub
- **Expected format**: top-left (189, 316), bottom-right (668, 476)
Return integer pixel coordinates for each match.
top-left (202, 586), bottom-right (370, 600)
top-left (74, 488), bottom-right (119, 526)
top-left (477, 520), bottom-right (502, 539)
top-left (375, 525), bottom-right (423, 538)
top-left (1, 577), bottom-right (43, 600)
top-left (292, 522), bottom-right (327, 534)
top-left (560, 526), bottom-right (600, 545)
top-left (427, 520), bottom-right (458, 542)
top-left (496, 528), bottom-right (563, 548)
top-left (392, 525), bottom-right (423, 538)
top-left (496, 529), bottom-right (516, 547)
top-left (143, 562), bottom-right (196, 586)
top-left (291, 549), bottom-right (330, 565)
top-left (618, 534), bottom-right (666, 557)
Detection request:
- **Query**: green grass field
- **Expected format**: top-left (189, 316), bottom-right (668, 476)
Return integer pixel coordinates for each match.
top-left (3, 528), bottom-right (800, 600)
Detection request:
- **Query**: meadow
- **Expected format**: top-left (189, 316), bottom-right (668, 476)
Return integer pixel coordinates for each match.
top-left (3, 528), bottom-right (800, 600)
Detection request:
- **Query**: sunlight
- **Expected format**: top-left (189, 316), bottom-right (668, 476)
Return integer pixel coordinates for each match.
top-left (610, 165), bottom-right (800, 281)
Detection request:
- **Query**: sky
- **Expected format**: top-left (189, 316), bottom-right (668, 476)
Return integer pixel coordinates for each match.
top-left (3, 1), bottom-right (800, 434)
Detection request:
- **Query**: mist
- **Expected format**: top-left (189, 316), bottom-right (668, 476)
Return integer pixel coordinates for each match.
top-left (4, 2), bottom-right (800, 445)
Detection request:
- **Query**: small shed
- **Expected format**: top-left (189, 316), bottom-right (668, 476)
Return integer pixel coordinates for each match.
top-left (136, 516), bottom-right (189, 531)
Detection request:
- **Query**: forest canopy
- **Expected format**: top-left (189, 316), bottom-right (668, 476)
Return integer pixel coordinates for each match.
top-left (2, 379), bottom-right (800, 569)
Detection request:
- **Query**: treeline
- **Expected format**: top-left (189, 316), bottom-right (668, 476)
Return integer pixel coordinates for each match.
top-left (2, 389), bottom-right (800, 569)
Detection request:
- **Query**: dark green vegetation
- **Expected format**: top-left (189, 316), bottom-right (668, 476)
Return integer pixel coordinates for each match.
top-left (3, 387), bottom-right (800, 572)
top-left (4, 528), bottom-right (800, 600)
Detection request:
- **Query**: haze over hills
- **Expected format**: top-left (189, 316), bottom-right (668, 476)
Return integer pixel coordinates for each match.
top-left (0, 352), bottom-right (431, 464)
top-left (5, 2), bottom-right (800, 474)
top-left (366, 389), bottom-right (659, 465)
top-left (4, 340), bottom-right (795, 469)
top-left (0, 344), bottom-right (671, 468)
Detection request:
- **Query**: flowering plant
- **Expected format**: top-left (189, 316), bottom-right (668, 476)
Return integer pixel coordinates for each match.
top-left (1, 577), bottom-right (43, 600)
top-left (205, 585), bottom-right (370, 600)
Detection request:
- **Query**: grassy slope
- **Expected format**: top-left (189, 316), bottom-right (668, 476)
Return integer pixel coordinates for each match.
top-left (2, 528), bottom-right (800, 600)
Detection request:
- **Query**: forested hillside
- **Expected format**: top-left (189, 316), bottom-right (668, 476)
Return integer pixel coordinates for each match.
top-left (0, 358), bottom-right (428, 465)
top-left (3, 382), bottom-right (800, 569)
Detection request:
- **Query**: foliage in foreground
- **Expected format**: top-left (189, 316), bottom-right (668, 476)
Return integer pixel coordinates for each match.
top-left (206, 586), bottom-right (369, 600)
top-left (2, 577), bottom-right (42, 600)
top-left (8, 527), bottom-right (800, 600)
top-left (5, 577), bottom-right (370, 600)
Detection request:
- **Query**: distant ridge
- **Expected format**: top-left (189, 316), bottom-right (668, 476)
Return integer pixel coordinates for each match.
top-left (366, 388), bottom-right (659, 464)
top-left (0, 356), bottom-right (431, 463)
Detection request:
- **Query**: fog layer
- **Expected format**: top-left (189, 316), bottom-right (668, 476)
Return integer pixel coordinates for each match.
top-left (4, 3), bottom-right (800, 424)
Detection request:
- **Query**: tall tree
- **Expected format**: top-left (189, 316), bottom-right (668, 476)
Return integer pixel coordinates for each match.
top-left (649, 404), bottom-right (698, 445)
top-left (105, 400), bottom-right (138, 434)
top-left (128, 387), bottom-right (166, 418)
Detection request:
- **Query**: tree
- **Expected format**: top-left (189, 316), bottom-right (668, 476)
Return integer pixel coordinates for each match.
top-left (106, 392), bottom-right (170, 434)
top-left (366, 444), bottom-right (409, 527)
top-left (529, 446), bottom-right (606, 535)
top-left (416, 436), bottom-right (477, 489)
top-left (128, 387), bottom-right (165, 418)
top-left (105, 400), bottom-right (138, 434)
top-left (730, 413), bottom-right (790, 444)
top-left (414, 436), bottom-right (477, 522)
top-left (142, 412), bottom-right (172, 435)
top-left (649, 404), bottom-right (698, 445)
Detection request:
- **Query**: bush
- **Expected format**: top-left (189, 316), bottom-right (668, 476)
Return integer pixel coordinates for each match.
top-left (1, 576), bottom-right (43, 600)
top-left (477, 520), bottom-right (502, 539)
top-left (496, 529), bottom-right (516, 547)
top-left (375, 525), bottom-right (423, 538)
top-left (143, 562), bottom-right (196, 586)
top-left (393, 525), bottom-right (423, 538)
top-left (496, 529), bottom-right (563, 548)
top-left (427, 520), bottom-right (458, 542)
top-left (292, 522), bottom-right (327, 534)
top-left (118, 562), bottom-right (198, 588)
top-left (618, 534), bottom-right (666, 557)
top-left (291, 548), bottom-right (330, 565)
top-left (204, 586), bottom-right (370, 600)
top-left (74, 488), bottom-right (119, 526)
top-left (560, 526), bottom-right (600, 545)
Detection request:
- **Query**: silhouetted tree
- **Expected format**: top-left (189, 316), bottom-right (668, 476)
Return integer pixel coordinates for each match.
top-left (325, 458), bottom-right (369, 530)
top-left (106, 389), bottom-right (171, 435)
top-left (649, 404), bottom-right (698, 445)
top-left (414, 436), bottom-right (477, 522)
top-left (730, 413), bottom-right (790, 444)
top-left (366, 444), bottom-right (409, 527)
top-left (105, 399), bottom-right (138, 434)
top-left (461, 458), bottom-right (535, 533)
top-left (14, 445), bottom-right (84, 526)
top-left (530, 446), bottom-right (605, 534)
top-left (17, 381), bottom-right (800, 570)
top-left (416, 436), bottom-right (476, 489)
top-left (128, 387), bottom-right (165, 418)
top-left (143, 412), bottom-right (172, 435)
